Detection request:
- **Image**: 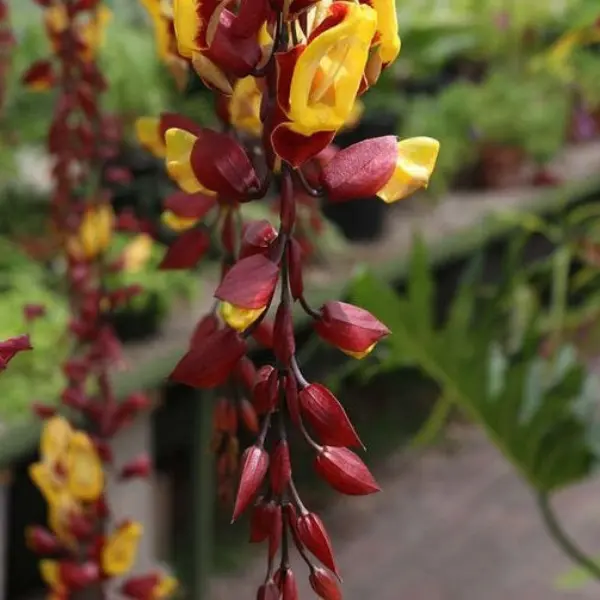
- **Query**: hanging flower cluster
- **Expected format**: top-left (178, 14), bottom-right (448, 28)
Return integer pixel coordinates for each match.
top-left (136, 0), bottom-right (439, 596)
top-left (22, 1), bottom-right (176, 598)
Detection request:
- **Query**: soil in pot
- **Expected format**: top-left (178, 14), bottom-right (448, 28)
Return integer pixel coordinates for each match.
top-left (109, 292), bottom-right (166, 342)
top-left (323, 113), bottom-right (398, 242)
top-left (476, 143), bottom-right (529, 189)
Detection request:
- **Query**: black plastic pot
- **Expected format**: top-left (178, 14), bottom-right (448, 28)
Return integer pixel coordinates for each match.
top-left (108, 292), bottom-right (166, 342)
top-left (321, 112), bottom-right (399, 242)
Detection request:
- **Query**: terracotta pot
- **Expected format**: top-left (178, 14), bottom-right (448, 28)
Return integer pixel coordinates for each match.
top-left (477, 143), bottom-right (528, 189)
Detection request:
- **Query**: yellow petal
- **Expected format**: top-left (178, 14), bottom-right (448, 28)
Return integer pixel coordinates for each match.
top-left (172, 0), bottom-right (203, 57)
top-left (289, 2), bottom-right (377, 136)
top-left (67, 432), bottom-right (104, 502)
top-left (44, 6), bottom-right (68, 35)
top-left (191, 52), bottom-right (233, 95)
top-left (135, 117), bottom-right (165, 158)
top-left (165, 128), bottom-right (217, 195)
top-left (102, 521), bottom-right (144, 577)
top-left (370, 0), bottom-right (401, 64)
top-left (68, 204), bottom-right (114, 260)
top-left (341, 342), bottom-right (376, 360)
top-left (161, 210), bottom-right (199, 232)
top-left (341, 99), bottom-right (364, 131)
top-left (29, 462), bottom-right (62, 505)
top-left (155, 575), bottom-right (179, 598)
top-left (48, 492), bottom-right (81, 546)
top-left (377, 137), bottom-right (440, 204)
top-left (220, 302), bottom-right (265, 332)
top-left (230, 76), bottom-right (263, 137)
top-left (122, 234), bottom-right (154, 273)
top-left (40, 560), bottom-right (62, 591)
top-left (41, 416), bottom-right (73, 464)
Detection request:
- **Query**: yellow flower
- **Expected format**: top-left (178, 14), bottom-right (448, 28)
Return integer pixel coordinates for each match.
top-left (377, 137), bottom-right (440, 203)
top-left (41, 416), bottom-right (73, 465)
top-left (230, 77), bottom-right (263, 137)
top-left (67, 431), bottom-right (104, 502)
top-left (164, 128), bottom-right (217, 195)
top-left (29, 462), bottom-right (63, 506)
top-left (135, 117), bottom-right (166, 158)
top-left (139, 0), bottom-right (172, 60)
top-left (102, 521), bottom-right (144, 576)
top-left (122, 234), bottom-right (154, 273)
top-left (278, 2), bottom-right (377, 137)
top-left (67, 204), bottom-right (114, 261)
top-left (48, 491), bottom-right (82, 545)
top-left (79, 6), bottom-right (113, 62)
top-left (155, 574), bottom-right (179, 598)
top-left (40, 560), bottom-right (63, 593)
top-left (161, 210), bottom-right (199, 232)
top-left (220, 302), bottom-right (264, 331)
top-left (368, 0), bottom-right (401, 65)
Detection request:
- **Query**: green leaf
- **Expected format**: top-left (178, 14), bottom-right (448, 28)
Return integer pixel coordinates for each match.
top-left (555, 555), bottom-right (600, 590)
top-left (407, 233), bottom-right (434, 340)
top-left (410, 394), bottom-right (454, 449)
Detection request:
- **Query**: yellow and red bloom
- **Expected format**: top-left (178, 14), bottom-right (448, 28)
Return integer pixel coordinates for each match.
top-left (102, 521), bottom-right (144, 577)
top-left (228, 76), bottom-right (264, 137)
top-left (271, 1), bottom-right (377, 166)
top-left (122, 571), bottom-right (178, 599)
top-left (313, 301), bottom-right (390, 359)
top-left (66, 431), bottom-right (104, 502)
top-left (135, 112), bottom-right (203, 159)
top-left (66, 203), bottom-right (114, 261)
top-left (320, 135), bottom-right (440, 203)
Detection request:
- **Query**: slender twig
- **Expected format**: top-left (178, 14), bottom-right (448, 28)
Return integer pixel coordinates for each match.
top-left (537, 491), bottom-right (600, 581)
top-left (295, 168), bottom-right (325, 198)
top-left (299, 294), bottom-right (321, 320)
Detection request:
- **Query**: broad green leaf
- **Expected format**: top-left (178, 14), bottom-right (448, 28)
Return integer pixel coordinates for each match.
top-left (410, 394), bottom-right (454, 449)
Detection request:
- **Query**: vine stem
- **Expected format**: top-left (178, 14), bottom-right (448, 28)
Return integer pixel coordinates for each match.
top-left (537, 491), bottom-right (600, 580)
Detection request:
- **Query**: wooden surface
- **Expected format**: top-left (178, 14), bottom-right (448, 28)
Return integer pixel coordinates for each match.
top-left (210, 426), bottom-right (600, 600)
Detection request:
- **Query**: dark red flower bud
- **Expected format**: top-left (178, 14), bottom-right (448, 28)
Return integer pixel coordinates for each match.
top-left (120, 454), bottom-right (152, 480)
top-left (60, 562), bottom-right (100, 590)
top-left (252, 319), bottom-right (274, 348)
top-left (189, 314), bottom-right (219, 349)
top-left (288, 239), bottom-right (304, 300)
top-left (309, 566), bottom-right (341, 600)
top-left (23, 303), bottom-right (46, 322)
top-left (0, 334), bottom-right (31, 370)
top-left (68, 512), bottom-right (95, 539)
top-left (284, 375), bottom-right (300, 426)
top-left (93, 439), bottom-right (113, 463)
top-left (315, 447), bottom-right (379, 496)
top-left (76, 85), bottom-right (97, 118)
top-left (276, 567), bottom-right (299, 600)
top-left (252, 365), bottom-right (278, 414)
top-left (215, 254), bottom-right (279, 309)
top-left (121, 573), bottom-right (161, 599)
top-left (62, 359), bottom-right (90, 383)
top-left (297, 513), bottom-right (338, 575)
top-left (273, 303), bottom-right (295, 366)
top-left (235, 356), bottom-right (257, 391)
top-left (22, 60), bottom-right (55, 89)
top-left (270, 441), bottom-right (291, 495)
top-left (122, 392), bottom-right (152, 413)
top-left (314, 301), bottom-right (389, 357)
top-left (240, 220), bottom-right (278, 258)
top-left (268, 504), bottom-right (282, 560)
top-left (239, 398), bottom-right (260, 434)
top-left (26, 526), bottom-right (62, 554)
top-left (61, 387), bottom-right (89, 411)
top-left (190, 128), bottom-right (260, 197)
top-left (159, 227), bottom-right (210, 270)
top-left (249, 498), bottom-right (274, 543)
top-left (232, 445), bottom-right (269, 522)
top-left (31, 402), bottom-right (57, 420)
top-left (303, 145), bottom-right (339, 188)
top-left (171, 328), bottom-right (247, 389)
top-left (299, 384), bottom-right (362, 448)
top-left (214, 397), bottom-right (237, 433)
top-left (320, 136), bottom-right (398, 202)
top-left (257, 579), bottom-right (280, 600)
top-left (164, 191), bottom-right (216, 221)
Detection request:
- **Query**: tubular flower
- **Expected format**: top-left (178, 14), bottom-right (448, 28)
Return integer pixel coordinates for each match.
top-left (271, 1), bottom-right (377, 166)
top-left (172, 0), bottom-right (265, 94)
top-left (102, 521), bottom-right (144, 576)
top-left (320, 135), bottom-right (440, 203)
top-left (66, 204), bottom-right (114, 261)
top-left (135, 112), bottom-right (203, 159)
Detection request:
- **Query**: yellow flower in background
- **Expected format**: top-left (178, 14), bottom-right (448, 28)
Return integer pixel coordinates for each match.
top-left (29, 462), bottom-right (63, 506)
top-left (67, 204), bottom-right (114, 261)
top-left (48, 491), bottom-right (82, 545)
top-left (161, 211), bottom-right (199, 232)
top-left (135, 117), bottom-right (165, 158)
top-left (220, 302), bottom-right (264, 332)
top-left (230, 77), bottom-right (263, 137)
top-left (40, 560), bottom-right (63, 594)
top-left (79, 5), bottom-right (113, 62)
top-left (377, 137), bottom-right (440, 203)
top-left (41, 416), bottom-right (72, 465)
top-left (164, 128), bottom-right (217, 195)
top-left (102, 521), bottom-right (144, 576)
top-left (66, 431), bottom-right (104, 502)
top-left (139, 0), bottom-right (172, 61)
top-left (155, 574), bottom-right (179, 598)
top-left (122, 234), bottom-right (154, 273)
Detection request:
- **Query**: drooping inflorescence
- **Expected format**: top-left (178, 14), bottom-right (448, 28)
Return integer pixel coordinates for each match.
top-left (137, 0), bottom-right (440, 597)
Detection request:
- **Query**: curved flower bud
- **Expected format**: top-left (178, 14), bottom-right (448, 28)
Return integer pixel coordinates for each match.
top-left (309, 566), bottom-right (342, 600)
top-left (22, 60), bottom-right (55, 91)
top-left (296, 512), bottom-right (338, 575)
top-left (270, 440), bottom-right (291, 494)
top-left (101, 521), bottom-right (143, 576)
top-left (321, 136), bottom-right (439, 203)
top-left (240, 220), bottom-right (278, 258)
top-left (0, 334), bottom-right (32, 371)
top-left (315, 446), bottom-right (379, 495)
top-left (272, 1), bottom-right (377, 164)
top-left (313, 301), bottom-right (389, 358)
top-left (232, 445), bottom-right (269, 521)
